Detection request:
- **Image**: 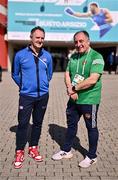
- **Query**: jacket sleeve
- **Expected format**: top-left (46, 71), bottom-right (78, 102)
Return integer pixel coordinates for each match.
top-left (11, 53), bottom-right (21, 87)
top-left (47, 54), bottom-right (53, 81)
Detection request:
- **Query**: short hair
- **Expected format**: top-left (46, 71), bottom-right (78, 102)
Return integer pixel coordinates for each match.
top-left (73, 30), bottom-right (90, 41)
top-left (30, 26), bottom-right (45, 36)
top-left (90, 3), bottom-right (98, 8)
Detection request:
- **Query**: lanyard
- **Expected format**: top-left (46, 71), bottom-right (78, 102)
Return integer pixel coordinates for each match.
top-left (76, 48), bottom-right (91, 75)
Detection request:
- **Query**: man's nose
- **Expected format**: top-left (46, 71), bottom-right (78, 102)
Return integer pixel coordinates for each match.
top-left (77, 42), bottom-right (81, 47)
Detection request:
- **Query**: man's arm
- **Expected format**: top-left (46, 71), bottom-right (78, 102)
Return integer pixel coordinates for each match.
top-left (65, 71), bottom-right (78, 100)
top-left (104, 9), bottom-right (113, 23)
top-left (64, 71), bottom-right (72, 88)
top-left (11, 54), bottom-right (21, 87)
top-left (65, 7), bottom-right (91, 17)
top-left (73, 11), bottom-right (91, 18)
top-left (64, 71), bottom-right (73, 95)
top-left (74, 73), bottom-right (100, 91)
top-left (47, 54), bottom-right (53, 81)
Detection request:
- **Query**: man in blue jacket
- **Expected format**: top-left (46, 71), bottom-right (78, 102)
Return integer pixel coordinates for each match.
top-left (12, 26), bottom-right (53, 169)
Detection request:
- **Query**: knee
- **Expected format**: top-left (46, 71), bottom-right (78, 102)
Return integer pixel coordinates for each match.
top-left (84, 113), bottom-right (98, 130)
top-left (18, 119), bottom-right (29, 129)
top-left (67, 117), bottom-right (78, 129)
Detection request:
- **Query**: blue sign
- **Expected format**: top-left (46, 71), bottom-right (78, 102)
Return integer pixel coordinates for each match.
top-left (8, 0), bottom-right (118, 42)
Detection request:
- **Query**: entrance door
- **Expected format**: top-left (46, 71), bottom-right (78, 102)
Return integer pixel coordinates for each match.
top-left (50, 47), bottom-right (68, 72)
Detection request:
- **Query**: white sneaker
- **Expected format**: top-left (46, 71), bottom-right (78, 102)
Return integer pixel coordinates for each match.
top-left (52, 150), bottom-right (73, 160)
top-left (79, 156), bottom-right (97, 168)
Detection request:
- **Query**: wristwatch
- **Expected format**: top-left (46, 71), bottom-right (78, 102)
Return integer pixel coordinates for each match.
top-left (72, 86), bottom-right (76, 91)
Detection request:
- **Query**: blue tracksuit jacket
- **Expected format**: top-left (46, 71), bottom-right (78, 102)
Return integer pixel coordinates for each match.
top-left (12, 46), bottom-right (53, 97)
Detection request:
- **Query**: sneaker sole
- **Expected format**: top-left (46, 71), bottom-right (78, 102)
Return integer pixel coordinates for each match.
top-left (79, 159), bottom-right (97, 168)
top-left (28, 154), bottom-right (43, 162)
top-left (63, 154), bottom-right (73, 159)
top-left (52, 154), bottom-right (73, 161)
top-left (14, 158), bottom-right (24, 169)
top-left (14, 164), bottom-right (22, 169)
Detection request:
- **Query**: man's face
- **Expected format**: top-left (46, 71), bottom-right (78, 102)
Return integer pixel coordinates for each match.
top-left (90, 5), bottom-right (97, 14)
top-left (30, 29), bottom-right (45, 49)
top-left (74, 32), bottom-right (90, 54)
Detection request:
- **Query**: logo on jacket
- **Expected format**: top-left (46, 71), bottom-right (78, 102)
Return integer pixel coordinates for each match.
top-left (42, 58), bottom-right (47, 62)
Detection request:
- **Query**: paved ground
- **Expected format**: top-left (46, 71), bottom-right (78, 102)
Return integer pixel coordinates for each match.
top-left (0, 71), bottom-right (118, 180)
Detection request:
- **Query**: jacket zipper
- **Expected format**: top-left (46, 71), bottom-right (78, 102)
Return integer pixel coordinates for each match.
top-left (34, 56), bottom-right (40, 97)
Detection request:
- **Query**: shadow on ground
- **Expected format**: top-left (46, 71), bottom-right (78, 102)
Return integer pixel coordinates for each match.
top-left (9, 124), bottom-right (32, 145)
top-left (48, 123), bottom-right (88, 157)
top-left (9, 123), bottom-right (88, 157)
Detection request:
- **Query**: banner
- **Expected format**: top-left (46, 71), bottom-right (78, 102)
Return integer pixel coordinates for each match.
top-left (8, 0), bottom-right (118, 42)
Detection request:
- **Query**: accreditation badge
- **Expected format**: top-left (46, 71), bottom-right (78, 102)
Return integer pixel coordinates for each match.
top-left (72, 74), bottom-right (84, 86)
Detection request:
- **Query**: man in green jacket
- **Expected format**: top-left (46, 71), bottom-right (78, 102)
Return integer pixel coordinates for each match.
top-left (52, 30), bottom-right (104, 168)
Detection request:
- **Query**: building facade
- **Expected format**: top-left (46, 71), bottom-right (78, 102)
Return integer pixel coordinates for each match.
top-left (0, 0), bottom-right (7, 69)
top-left (4, 0), bottom-right (118, 71)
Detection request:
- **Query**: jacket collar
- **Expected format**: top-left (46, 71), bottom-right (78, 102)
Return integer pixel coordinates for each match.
top-left (27, 45), bottom-right (43, 57)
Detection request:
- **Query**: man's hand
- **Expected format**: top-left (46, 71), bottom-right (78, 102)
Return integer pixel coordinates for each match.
top-left (67, 86), bottom-right (73, 96)
top-left (65, 71), bottom-right (77, 97)
top-left (70, 93), bottom-right (78, 101)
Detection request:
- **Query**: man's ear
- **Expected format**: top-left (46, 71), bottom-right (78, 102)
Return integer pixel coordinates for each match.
top-left (88, 40), bottom-right (90, 45)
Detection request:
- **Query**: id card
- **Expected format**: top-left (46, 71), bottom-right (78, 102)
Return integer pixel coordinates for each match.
top-left (72, 74), bottom-right (84, 86)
